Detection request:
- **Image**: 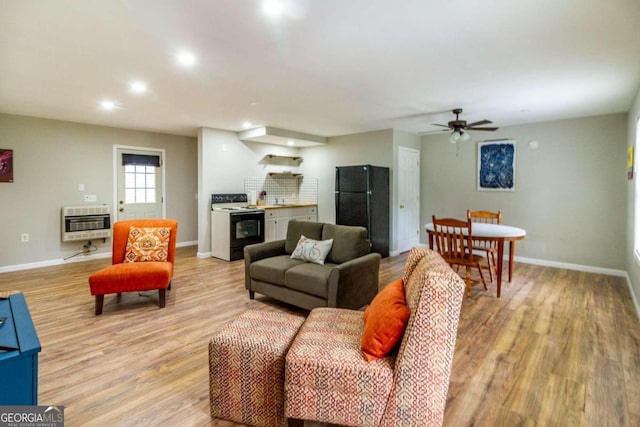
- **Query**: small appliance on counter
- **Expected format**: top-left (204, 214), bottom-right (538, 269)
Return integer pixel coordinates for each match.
top-left (211, 193), bottom-right (265, 261)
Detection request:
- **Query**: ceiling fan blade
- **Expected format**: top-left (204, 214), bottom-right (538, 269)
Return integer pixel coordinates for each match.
top-left (467, 126), bottom-right (498, 131)
top-left (430, 123), bottom-right (451, 128)
top-left (466, 120), bottom-right (492, 127)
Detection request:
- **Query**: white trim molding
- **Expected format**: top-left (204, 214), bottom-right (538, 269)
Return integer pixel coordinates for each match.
top-left (0, 241), bottom-right (197, 274)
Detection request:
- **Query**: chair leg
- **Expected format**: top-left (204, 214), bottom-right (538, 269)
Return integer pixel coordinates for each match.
top-left (465, 267), bottom-right (472, 298)
top-left (249, 290), bottom-right (255, 299)
top-left (159, 288), bottom-right (166, 308)
top-left (168, 281), bottom-right (172, 291)
top-left (487, 251), bottom-right (495, 282)
top-left (477, 263), bottom-right (488, 291)
top-left (95, 295), bottom-right (104, 315)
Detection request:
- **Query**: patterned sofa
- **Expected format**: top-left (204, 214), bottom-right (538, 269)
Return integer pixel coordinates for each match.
top-left (284, 247), bottom-right (466, 426)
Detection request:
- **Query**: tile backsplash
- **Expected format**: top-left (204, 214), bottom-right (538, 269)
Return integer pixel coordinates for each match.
top-left (245, 175), bottom-right (318, 205)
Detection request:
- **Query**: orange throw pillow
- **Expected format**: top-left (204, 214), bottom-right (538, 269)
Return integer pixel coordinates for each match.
top-left (124, 227), bottom-right (170, 262)
top-left (361, 278), bottom-right (411, 362)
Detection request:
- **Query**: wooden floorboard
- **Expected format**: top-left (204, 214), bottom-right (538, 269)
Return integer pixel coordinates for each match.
top-left (0, 247), bottom-right (638, 426)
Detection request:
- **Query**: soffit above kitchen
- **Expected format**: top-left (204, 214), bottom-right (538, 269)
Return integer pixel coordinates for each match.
top-left (238, 127), bottom-right (326, 147)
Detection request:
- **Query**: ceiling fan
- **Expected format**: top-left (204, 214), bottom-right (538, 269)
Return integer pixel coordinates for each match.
top-left (431, 108), bottom-right (498, 143)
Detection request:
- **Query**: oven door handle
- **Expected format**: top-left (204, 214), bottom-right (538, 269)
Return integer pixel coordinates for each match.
top-left (230, 211), bottom-right (264, 217)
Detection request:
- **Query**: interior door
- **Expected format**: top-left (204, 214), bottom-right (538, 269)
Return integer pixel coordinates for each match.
top-left (397, 147), bottom-right (420, 253)
top-left (116, 147), bottom-right (164, 221)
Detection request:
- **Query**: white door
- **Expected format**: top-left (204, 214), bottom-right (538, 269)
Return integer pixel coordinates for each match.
top-left (397, 147), bottom-right (420, 253)
top-left (115, 147), bottom-right (164, 221)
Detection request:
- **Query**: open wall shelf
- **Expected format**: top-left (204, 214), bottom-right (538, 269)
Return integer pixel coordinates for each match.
top-left (268, 172), bottom-right (303, 178)
top-left (265, 154), bottom-right (302, 161)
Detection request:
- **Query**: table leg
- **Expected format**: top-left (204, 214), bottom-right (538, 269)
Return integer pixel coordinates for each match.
top-left (508, 241), bottom-right (515, 282)
top-left (496, 240), bottom-right (504, 298)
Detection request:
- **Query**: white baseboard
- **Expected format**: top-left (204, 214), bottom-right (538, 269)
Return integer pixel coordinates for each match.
top-left (0, 241), bottom-right (198, 274)
top-left (513, 256), bottom-right (627, 277)
top-left (0, 251), bottom-right (112, 273)
top-left (624, 273), bottom-right (640, 322)
top-left (197, 251), bottom-right (212, 259)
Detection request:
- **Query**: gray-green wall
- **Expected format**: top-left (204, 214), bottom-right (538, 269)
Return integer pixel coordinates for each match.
top-left (421, 113), bottom-right (627, 271)
top-left (0, 113), bottom-right (198, 269)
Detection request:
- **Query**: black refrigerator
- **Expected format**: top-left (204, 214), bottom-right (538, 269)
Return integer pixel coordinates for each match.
top-left (335, 165), bottom-right (389, 257)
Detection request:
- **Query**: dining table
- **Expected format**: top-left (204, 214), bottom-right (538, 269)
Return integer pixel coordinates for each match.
top-left (425, 222), bottom-right (526, 298)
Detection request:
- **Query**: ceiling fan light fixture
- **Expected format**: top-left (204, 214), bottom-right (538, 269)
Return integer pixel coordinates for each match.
top-left (450, 129), bottom-right (470, 144)
top-left (450, 130), bottom-right (461, 144)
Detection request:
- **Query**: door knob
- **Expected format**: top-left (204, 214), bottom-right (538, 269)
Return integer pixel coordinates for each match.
top-left (119, 208), bottom-right (124, 212)
top-left (400, 204), bottom-right (405, 208)
top-left (119, 200), bottom-right (124, 204)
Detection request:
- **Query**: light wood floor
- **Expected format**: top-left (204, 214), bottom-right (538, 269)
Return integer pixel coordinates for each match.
top-left (1, 247), bottom-right (639, 426)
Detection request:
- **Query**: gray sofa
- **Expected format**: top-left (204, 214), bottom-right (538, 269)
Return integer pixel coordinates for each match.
top-left (244, 220), bottom-right (381, 310)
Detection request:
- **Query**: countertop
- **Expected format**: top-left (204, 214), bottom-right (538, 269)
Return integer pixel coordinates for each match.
top-left (249, 203), bottom-right (317, 210)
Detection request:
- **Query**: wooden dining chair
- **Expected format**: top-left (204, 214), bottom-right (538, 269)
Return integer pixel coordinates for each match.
top-left (467, 209), bottom-right (502, 282)
top-left (431, 216), bottom-right (487, 297)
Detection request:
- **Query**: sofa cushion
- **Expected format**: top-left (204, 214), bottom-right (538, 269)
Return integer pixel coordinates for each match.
top-left (284, 262), bottom-right (338, 299)
top-left (250, 255), bottom-right (306, 286)
top-left (285, 307), bottom-right (394, 426)
top-left (285, 221), bottom-right (324, 254)
top-left (321, 223), bottom-right (370, 264)
top-left (290, 235), bottom-right (334, 265)
top-left (89, 262), bottom-right (172, 294)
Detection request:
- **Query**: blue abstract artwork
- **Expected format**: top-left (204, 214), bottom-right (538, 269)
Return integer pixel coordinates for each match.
top-left (477, 140), bottom-right (516, 191)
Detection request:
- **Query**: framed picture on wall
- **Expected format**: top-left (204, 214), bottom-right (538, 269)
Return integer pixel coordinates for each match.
top-left (477, 140), bottom-right (516, 191)
top-left (0, 149), bottom-right (13, 183)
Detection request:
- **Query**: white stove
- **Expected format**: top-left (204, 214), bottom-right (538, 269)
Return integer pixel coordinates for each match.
top-left (211, 193), bottom-right (265, 261)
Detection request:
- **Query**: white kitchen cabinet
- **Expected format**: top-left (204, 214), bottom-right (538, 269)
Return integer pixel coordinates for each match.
top-left (276, 217), bottom-right (290, 239)
top-left (263, 205), bottom-right (318, 242)
top-left (292, 206), bottom-right (317, 222)
top-left (306, 206), bottom-right (317, 221)
top-left (265, 217), bottom-right (277, 242)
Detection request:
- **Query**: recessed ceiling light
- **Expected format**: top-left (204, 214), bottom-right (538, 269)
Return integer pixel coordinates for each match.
top-left (99, 100), bottom-right (117, 111)
top-left (287, 140), bottom-right (295, 146)
top-left (176, 51), bottom-right (196, 67)
top-left (262, 0), bottom-right (285, 17)
top-left (242, 121), bottom-right (253, 129)
top-left (130, 81), bottom-right (148, 94)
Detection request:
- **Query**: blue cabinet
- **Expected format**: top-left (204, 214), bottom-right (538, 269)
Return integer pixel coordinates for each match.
top-left (0, 292), bottom-right (41, 405)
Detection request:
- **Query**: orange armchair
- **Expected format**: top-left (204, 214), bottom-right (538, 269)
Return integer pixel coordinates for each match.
top-left (88, 219), bottom-right (178, 315)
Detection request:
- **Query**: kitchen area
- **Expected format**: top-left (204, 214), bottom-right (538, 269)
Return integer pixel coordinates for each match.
top-left (210, 162), bottom-right (392, 261)
top-left (199, 126), bottom-right (403, 262)
top-left (210, 153), bottom-right (318, 261)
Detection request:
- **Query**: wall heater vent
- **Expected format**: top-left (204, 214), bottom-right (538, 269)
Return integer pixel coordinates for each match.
top-left (61, 205), bottom-right (111, 242)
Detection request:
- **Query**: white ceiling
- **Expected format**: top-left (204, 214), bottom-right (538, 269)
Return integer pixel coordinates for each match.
top-left (1, 0), bottom-right (639, 139)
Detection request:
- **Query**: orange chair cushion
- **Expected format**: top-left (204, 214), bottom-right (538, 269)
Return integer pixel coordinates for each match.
top-left (89, 262), bottom-right (172, 295)
top-left (361, 278), bottom-right (411, 361)
top-left (125, 227), bottom-right (171, 262)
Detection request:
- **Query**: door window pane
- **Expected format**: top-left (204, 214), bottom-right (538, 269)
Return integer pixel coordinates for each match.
top-left (124, 162), bottom-right (157, 203)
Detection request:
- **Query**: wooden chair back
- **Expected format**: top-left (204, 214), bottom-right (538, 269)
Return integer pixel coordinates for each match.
top-left (467, 209), bottom-right (502, 224)
top-left (431, 216), bottom-right (473, 263)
